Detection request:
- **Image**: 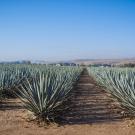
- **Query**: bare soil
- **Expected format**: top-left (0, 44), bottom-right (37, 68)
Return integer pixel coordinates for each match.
top-left (0, 70), bottom-right (135, 135)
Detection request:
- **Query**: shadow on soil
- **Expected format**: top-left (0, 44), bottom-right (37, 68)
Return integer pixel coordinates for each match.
top-left (0, 100), bottom-right (24, 111)
top-left (62, 69), bottom-right (123, 125)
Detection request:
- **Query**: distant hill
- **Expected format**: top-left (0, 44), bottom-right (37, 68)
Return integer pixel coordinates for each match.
top-left (1, 58), bottom-right (135, 66)
top-left (72, 58), bottom-right (135, 65)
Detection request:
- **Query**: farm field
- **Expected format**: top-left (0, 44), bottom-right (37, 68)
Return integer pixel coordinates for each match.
top-left (0, 65), bottom-right (135, 135)
top-left (1, 0), bottom-right (135, 134)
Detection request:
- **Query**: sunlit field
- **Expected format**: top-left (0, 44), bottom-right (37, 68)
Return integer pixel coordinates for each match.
top-left (1, 0), bottom-right (135, 134)
top-left (0, 64), bottom-right (135, 135)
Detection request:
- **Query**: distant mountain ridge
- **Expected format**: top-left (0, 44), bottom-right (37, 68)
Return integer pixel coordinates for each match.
top-left (72, 58), bottom-right (135, 65)
top-left (1, 58), bottom-right (135, 66)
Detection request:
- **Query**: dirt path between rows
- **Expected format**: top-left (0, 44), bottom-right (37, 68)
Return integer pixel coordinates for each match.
top-left (64, 69), bottom-right (123, 124)
top-left (0, 69), bottom-right (135, 135)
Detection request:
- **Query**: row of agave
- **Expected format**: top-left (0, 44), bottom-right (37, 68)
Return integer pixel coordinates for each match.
top-left (0, 64), bottom-right (82, 122)
top-left (87, 67), bottom-right (135, 115)
top-left (0, 64), bottom-right (37, 98)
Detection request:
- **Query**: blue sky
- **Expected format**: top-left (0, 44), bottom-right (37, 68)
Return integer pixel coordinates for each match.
top-left (0, 0), bottom-right (135, 61)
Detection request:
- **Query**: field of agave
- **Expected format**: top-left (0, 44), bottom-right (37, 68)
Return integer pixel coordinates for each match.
top-left (1, 64), bottom-right (135, 124)
top-left (0, 64), bottom-right (82, 122)
top-left (87, 67), bottom-right (135, 116)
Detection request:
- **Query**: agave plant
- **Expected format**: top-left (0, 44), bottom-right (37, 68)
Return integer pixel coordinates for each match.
top-left (0, 67), bottom-right (33, 98)
top-left (87, 67), bottom-right (135, 115)
top-left (17, 67), bottom-right (82, 122)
